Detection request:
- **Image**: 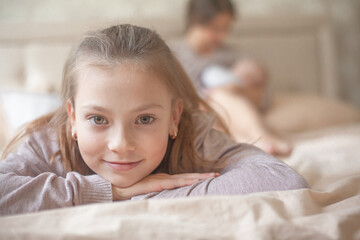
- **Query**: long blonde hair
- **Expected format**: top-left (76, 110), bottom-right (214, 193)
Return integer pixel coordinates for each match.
top-left (2, 24), bottom-right (228, 174)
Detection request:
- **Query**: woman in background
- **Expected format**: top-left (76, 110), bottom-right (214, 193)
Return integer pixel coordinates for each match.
top-left (172, 0), bottom-right (292, 156)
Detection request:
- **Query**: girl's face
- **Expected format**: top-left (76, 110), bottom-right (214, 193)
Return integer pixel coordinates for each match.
top-left (67, 63), bottom-right (183, 188)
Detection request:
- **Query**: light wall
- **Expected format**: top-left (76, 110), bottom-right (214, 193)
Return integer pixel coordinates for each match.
top-left (0, 0), bottom-right (359, 107)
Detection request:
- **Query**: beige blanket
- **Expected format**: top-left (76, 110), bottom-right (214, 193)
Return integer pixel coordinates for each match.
top-left (1, 123), bottom-right (360, 240)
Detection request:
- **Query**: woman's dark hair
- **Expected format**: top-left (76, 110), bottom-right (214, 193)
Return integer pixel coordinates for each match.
top-left (186, 0), bottom-right (236, 30)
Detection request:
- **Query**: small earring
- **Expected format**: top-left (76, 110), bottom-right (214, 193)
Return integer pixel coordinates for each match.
top-left (72, 130), bottom-right (78, 141)
top-left (170, 128), bottom-right (178, 140)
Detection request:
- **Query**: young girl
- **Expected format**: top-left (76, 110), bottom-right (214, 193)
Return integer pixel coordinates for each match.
top-left (0, 24), bottom-right (308, 216)
top-left (171, 0), bottom-right (292, 155)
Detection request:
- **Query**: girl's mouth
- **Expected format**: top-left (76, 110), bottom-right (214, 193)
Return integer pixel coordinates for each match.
top-left (104, 159), bottom-right (143, 171)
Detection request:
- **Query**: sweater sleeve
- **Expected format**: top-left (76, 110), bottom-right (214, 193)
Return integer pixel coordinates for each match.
top-left (0, 130), bottom-right (113, 216)
top-left (132, 121), bottom-right (308, 200)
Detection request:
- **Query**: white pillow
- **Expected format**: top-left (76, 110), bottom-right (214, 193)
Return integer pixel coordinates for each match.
top-left (0, 91), bottom-right (60, 147)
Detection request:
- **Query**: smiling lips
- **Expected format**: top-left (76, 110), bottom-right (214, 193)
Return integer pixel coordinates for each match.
top-left (104, 160), bottom-right (142, 171)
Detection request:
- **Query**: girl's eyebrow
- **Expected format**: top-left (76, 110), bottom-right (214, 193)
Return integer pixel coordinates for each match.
top-left (81, 103), bottom-right (164, 113)
top-left (133, 103), bottom-right (164, 112)
top-left (81, 104), bottom-right (110, 113)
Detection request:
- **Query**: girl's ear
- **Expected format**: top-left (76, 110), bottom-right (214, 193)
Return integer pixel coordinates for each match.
top-left (171, 99), bottom-right (183, 127)
top-left (66, 99), bottom-right (76, 127)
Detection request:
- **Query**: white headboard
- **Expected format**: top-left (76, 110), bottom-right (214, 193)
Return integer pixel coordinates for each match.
top-left (228, 16), bottom-right (338, 98)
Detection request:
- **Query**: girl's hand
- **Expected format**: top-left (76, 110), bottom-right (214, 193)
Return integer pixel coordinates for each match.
top-left (112, 172), bottom-right (220, 201)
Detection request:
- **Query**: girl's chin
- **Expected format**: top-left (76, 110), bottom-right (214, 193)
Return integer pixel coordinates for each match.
top-left (107, 175), bottom-right (142, 189)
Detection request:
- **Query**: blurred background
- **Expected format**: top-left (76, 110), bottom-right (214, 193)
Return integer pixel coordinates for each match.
top-left (1, 0), bottom-right (359, 104)
top-left (0, 0), bottom-right (359, 148)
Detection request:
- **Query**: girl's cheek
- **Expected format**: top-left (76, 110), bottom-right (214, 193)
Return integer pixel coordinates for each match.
top-left (77, 128), bottom-right (105, 156)
top-left (146, 131), bottom-right (169, 162)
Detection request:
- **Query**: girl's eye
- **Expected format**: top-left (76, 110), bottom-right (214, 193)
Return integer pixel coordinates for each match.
top-left (136, 115), bottom-right (154, 125)
top-left (89, 116), bottom-right (108, 125)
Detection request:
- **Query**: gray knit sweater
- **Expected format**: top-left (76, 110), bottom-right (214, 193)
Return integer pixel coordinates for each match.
top-left (0, 112), bottom-right (308, 215)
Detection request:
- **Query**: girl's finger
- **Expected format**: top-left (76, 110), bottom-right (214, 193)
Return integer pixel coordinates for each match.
top-left (170, 172), bottom-right (220, 179)
top-left (128, 177), bottom-right (199, 196)
top-left (160, 177), bottom-right (201, 190)
top-left (161, 173), bottom-right (221, 190)
top-left (114, 172), bottom-right (220, 200)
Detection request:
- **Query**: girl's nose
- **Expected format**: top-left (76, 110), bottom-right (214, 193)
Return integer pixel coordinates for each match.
top-left (108, 128), bottom-right (136, 153)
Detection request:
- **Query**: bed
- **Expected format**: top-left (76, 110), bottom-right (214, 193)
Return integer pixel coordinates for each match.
top-left (0, 16), bottom-right (360, 239)
top-left (0, 121), bottom-right (359, 239)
